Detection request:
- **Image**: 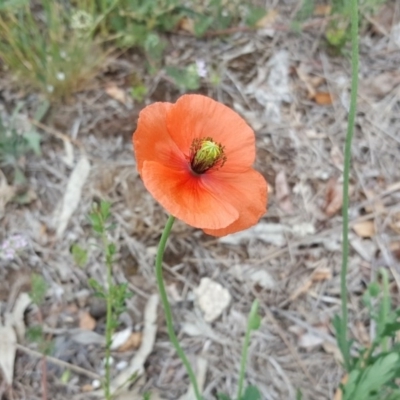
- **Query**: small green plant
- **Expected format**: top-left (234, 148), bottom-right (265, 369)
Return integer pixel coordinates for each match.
top-left (75, 0), bottom-right (266, 70)
top-left (327, 0), bottom-right (389, 51)
top-left (188, 1), bottom-right (266, 36)
top-left (26, 273), bottom-right (54, 399)
top-left (0, 102), bottom-right (45, 184)
top-left (325, 0), bottom-right (351, 52)
top-left (292, 0), bottom-right (388, 52)
top-left (26, 274), bottom-right (53, 355)
top-left (72, 200), bottom-right (133, 400)
top-left (332, 1), bottom-right (400, 396)
top-left (142, 392), bottom-right (151, 400)
top-left (0, 0), bottom-right (107, 99)
top-left (130, 84), bottom-right (148, 103)
top-left (339, 269), bottom-right (400, 400)
top-left (71, 243), bottom-right (88, 268)
top-left (165, 64), bottom-right (201, 91)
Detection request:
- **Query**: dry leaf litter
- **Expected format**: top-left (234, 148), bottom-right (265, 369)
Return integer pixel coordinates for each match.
top-left (1, 1), bottom-right (400, 399)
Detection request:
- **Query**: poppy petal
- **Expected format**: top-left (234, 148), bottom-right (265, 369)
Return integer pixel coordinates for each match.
top-left (167, 95), bottom-right (255, 173)
top-left (141, 161), bottom-right (240, 229)
top-left (202, 169), bottom-right (267, 237)
top-left (133, 101), bottom-right (185, 175)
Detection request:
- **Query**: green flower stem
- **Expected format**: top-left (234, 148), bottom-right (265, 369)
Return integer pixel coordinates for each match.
top-left (380, 268), bottom-right (390, 353)
top-left (339, 0), bottom-right (359, 371)
top-left (103, 233), bottom-right (113, 400)
top-left (156, 215), bottom-right (202, 400)
top-left (237, 300), bottom-right (259, 400)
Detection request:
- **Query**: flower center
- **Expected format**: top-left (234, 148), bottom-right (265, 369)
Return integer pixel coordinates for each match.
top-left (189, 137), bottom-right (226, 174)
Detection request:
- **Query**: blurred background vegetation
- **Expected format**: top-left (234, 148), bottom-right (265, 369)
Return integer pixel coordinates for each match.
top-left (0, 0), bottom-right (388, 101)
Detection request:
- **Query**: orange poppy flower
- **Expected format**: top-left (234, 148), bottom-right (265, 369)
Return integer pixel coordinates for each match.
top-left (133, 94), bottom-right (268, 237)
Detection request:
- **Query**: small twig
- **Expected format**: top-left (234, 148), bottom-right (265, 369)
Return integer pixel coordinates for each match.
top-left (203, 25), bottom-right (254, 37)
top-left (29, 119), bottom-right (85, 151)
top-left (16, 344), bottom-right (101, 380)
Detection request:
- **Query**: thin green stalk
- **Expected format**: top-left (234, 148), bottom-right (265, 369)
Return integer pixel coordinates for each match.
top-left (237, 300), bottom-right (259, 400)
top-left (103, 233), bottom-right (114, 400)
top-left (339, 0), bottom-right (359, 371)
top-left (156, 215), bottom-right (202, 400)
top-left (380, 268), bottom-right (390, 353)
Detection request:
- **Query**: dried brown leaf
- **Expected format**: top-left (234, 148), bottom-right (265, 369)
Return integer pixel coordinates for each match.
top-left (311, 267), bottom-right (332, 282)
top-left (314, 5), bottom-right (331, 16)
top-left (111, 328), bottom-right (132, 350)
top-left (353, 220), bottom-right (376, 238)
top-left (105, 84), bottom-right (128, 104)
top-left (290, 268), bottom-right (331, 304)
top-left (324, 178), bottom-right (343, 217)
top-left (178, 17), bottom-right (195, 34)
top-left (79, 311), bottom-right (96, 331)
top-left (297, 66), bottom-right (330, 105)
top-left (117, 332), bottom-right (142, 352)
top-left (81, 384), bottom-right (94, 393)
top-left (314, 91), bottom-right (333, 105)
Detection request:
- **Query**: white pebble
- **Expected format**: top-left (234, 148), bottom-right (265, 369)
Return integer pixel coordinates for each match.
top-left (92, 379), bottom-right (101, 389)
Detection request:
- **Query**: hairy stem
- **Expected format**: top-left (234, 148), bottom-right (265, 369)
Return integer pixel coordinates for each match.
top-left (103, 233), bottom-right (113, 400)
top-left (156, 215), bottom-right (202, 400)
top-left (339, 0), bottom-right (359, 371)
